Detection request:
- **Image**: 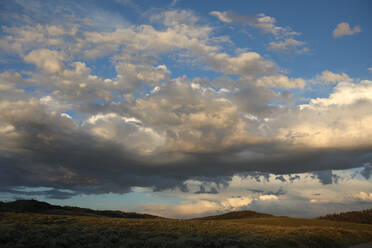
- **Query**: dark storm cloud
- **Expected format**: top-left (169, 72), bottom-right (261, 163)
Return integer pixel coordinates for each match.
top-left (311, 171), bottom-right (341, 185)
top-left (1, 104), bottom-right (372, 199)
top-left (247, 187), bottom-right (286, 196)
top-left (275, 175), bottom-right (286, 182)
top-left (360, 163), bottom-right (372, 179)
top-left (246, 188), bottom-right (265, 194)
top-left (194, 185), bottom-right (218, 194)
top-left (1, 86), bottom-right (372, 199)
top-left (3, 188), bottom-right (78, 200)
top-left (1, 101), bottom-right (372, 199)
top-left (266, 188), bottom-right (286, 196)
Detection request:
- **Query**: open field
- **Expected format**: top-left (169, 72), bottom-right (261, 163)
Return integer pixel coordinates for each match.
top-left (1, 212), bottom-right (371, 248)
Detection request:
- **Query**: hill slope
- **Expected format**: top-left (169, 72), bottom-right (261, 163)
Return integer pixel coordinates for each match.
top-left (0, 199), bottom-right (160, 219)
top-left (196, 210), bottom-right (274, 220)
top-left (319, 209), bottom-right (372, 224)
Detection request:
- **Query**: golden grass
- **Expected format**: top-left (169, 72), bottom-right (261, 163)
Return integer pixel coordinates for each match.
top-left (1, 212), bottom-right (371, 247)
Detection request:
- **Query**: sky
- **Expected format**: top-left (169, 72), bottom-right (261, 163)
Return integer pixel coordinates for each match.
top-left (0, 0), bottom-right (371, 218)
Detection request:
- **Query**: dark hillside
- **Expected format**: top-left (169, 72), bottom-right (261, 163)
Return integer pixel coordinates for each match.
top-left (195, 210), bottom-right (274, 220)
top-left (0, 199), bottom-right (63, 213)
top-left (318, 209), bottom-right (372, 224)
top-left (0, 199), bottom-right (160, 219)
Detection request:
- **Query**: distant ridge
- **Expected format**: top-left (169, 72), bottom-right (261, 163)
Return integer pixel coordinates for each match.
top-left (0, 199), bottom-right (161, 219)
top-left (318, 209), bottom-right (372, 224)
top-left (195, 210), bottom-right (274, 220)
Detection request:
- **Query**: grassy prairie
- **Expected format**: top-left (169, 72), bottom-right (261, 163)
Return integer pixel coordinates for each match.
top-left (1, 212), bottom-right (371, 248)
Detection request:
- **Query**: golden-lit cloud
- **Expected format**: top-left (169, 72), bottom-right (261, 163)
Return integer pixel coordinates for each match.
top-left (333, 22), bottom-right (361, 38)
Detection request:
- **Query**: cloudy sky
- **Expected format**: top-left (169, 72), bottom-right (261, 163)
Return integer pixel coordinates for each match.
top-left (0, 0), bottom-right (371, 218)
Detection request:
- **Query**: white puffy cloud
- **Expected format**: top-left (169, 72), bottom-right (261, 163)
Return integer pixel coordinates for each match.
top-left (205, 52), bottom-right (275, 77)
top-left (278, 80), bottom-right (372, 148)
top-left (139, 196), bottom-right (254, 218)
top-left (210, 11), bottom-right (307, 55)
top-left (150, 9), bottom-right (200, 27)
top-left (23, 61), bottom-right (115, 102)
top-left (24, 49), bottom-right (65, 74)
top-left (0, 23), bottom-right (79, 56)
top-left (210, 11), bottom-right (297, 38)
top-left (115, 62), bottom-right (170, 90)
top-left (39, 95), bottom-right (72, 112)
top-left (333, 22), bottom-right (361, 38)
top-left (256, 75), bottom-right (306, 89)
top-left (221, 196), bottom-right (253, 209)
top-left (355, 192), bottom-right (372, 202)
top-left (210, 11), bottom-right (234, 23)
top-left (121, 78), bottom-right (266, 154)
top-left (259, 195), bottom-right (279, 201)
top-left (314, 70), bottom-right (352, 84)
top-left (2, 9), bottom-right (278, 96)
top-left (0, 71), bottom-right (25, 100)
top-left (83, 10), bottom-right (275, 79)
top-left (83, 10), bottom-right (216, 59)
top-left (268, 38), bottom-right (307, 54)
top-left (304, 80), bottom-right (372, 107)
top-left (253, 13), bottom-right (288, 36)
top-left (84, 113), bottom-right (165, 155)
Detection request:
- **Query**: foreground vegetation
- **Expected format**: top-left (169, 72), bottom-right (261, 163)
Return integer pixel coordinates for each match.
top-left (1, 211), bottom-right (371, 248)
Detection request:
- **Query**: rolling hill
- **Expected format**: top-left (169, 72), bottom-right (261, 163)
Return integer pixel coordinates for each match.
top-left (319, 209), bottom-right (372, 224)
top-left (195, 210), bottom-right (274, 220)
top-left (0, 199), bottom-right (160, 219)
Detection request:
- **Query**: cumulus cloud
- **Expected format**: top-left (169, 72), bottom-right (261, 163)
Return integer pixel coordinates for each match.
top-left (314, 70), bottom-right (352, 84)
top-left (205, 52), bottom-right (276, 77)
top-left (84, 113), bottom-right (165, 155)
top-left (0, 71), bottom-right (25, 100)
top-left (24, 49), bottom-right (65, 74)
top-left (304, 80), bottom-right (372, 107)
top-left (142, 196), bottom-right (254, 218)
top-left (268, 38), bottom-right (307, 54)
top-left (278, 80), bottom-right (372, 149)
top-left (119, 78), bottom-right (261, 154)
top-left (355, 192), bottom-right (372, 202)
top-left (256, 75), bottom-right (306, 89)
top-left (259, 195), bottom-right (278, 201)
top-left (210, 11), bottom-right (297, 37)
top-left (333, 22), bottom-right (361, 38)
top-left (210, 11), bottom-right (307, 54)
